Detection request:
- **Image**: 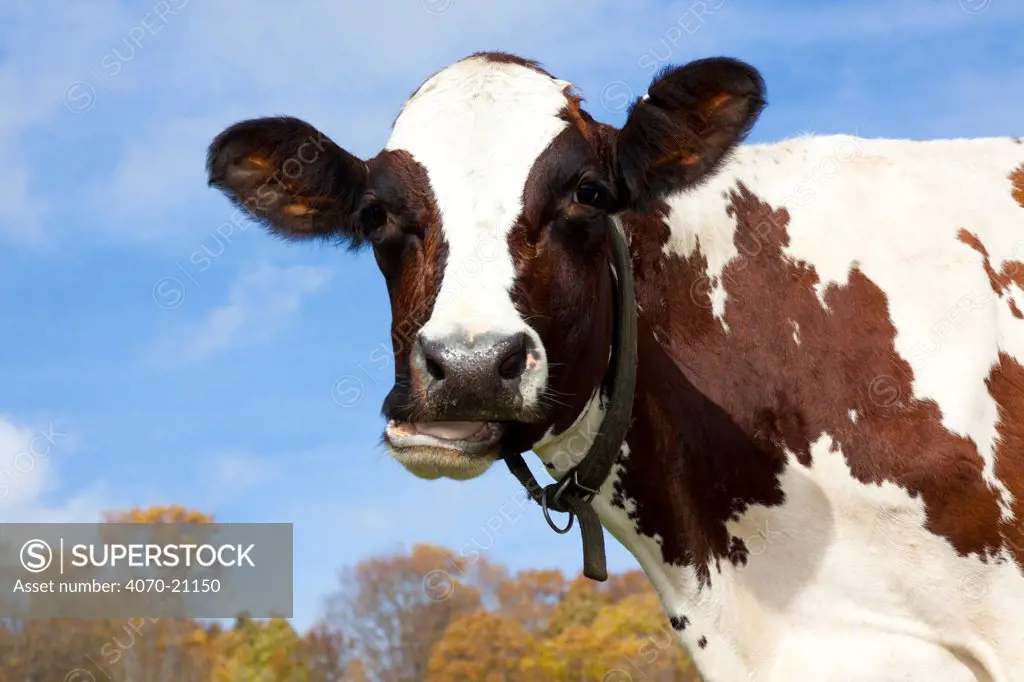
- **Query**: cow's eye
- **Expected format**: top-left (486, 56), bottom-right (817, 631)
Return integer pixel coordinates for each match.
top-left (573, 182), bottom-right (609, 209)
top-left (361, 203), bottom-right (388, 233)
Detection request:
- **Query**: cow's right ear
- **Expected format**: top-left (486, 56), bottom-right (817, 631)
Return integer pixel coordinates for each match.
top-left (206, 116), bottom-right (368, 243)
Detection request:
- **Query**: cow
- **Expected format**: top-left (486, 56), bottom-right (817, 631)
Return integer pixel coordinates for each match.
top-left (206, 52), bottom-right (1024, 681)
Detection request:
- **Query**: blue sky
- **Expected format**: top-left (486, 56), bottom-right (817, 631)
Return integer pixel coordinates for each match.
top-left (1, 0), bottom-right (1022, 630)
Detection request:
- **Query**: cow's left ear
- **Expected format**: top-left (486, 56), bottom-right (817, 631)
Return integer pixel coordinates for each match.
top-left (614, 58), bottom-right (765, 211)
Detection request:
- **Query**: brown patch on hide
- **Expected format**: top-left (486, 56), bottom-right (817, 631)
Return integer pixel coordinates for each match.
top-left (1011, 164), bottom-right (1024, 209)
top-left (613, 182), bottom-right (1005, 576)
top-left (986, 353), bottom-right (1024, 566)
top-left (958, 229), bottom-right (1024, 320)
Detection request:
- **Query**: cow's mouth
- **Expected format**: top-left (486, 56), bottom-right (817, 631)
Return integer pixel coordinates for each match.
top-left (385, 420), bottom-right (504, 480)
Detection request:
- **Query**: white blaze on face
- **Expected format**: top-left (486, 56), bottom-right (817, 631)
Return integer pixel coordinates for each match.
top-left (384, 56), bottom-right (572, 408)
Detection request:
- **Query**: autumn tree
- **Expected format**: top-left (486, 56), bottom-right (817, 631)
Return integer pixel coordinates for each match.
top-left (211, 615), bottom-right (313, 681)
top-left (522, 591), bottom-right (698, 682)
top-left (543, 575), bottom-right (613, 637)
top-left (426, 611), bottom-right (533, 682)
top-left (0, 506), bottom-right (221, 682)
top-left (99, 506), bottom-right (224, 624)
top-left (0, 618), bottom-right (112, 682)
top-left (604, 570), bottom-right (654, 602)
top-left (324, 544), bottom-right (485, 682)
top-left (494, 569), bottom-right (566, 631)
top-left (300, 619), bottom-right (353, 682)
top-left (102, 504), bottom-right (216, 524)
top-left (341, 658), bottom-right (372, 681)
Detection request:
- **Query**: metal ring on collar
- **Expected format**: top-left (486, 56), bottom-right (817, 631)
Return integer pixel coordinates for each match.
top-left (541, 483), bottom-right (576, 534)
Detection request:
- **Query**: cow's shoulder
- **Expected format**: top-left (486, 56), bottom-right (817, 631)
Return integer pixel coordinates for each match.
top-left (624, 134), bottom-right (1024, 569)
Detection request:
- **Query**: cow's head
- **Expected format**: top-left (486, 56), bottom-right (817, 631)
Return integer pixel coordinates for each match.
top-left (207, 52), bottom-right (764, 480)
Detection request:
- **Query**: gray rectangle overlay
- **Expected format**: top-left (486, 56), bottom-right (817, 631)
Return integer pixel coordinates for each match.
top-left (0, 523), bottom-right (292, 618)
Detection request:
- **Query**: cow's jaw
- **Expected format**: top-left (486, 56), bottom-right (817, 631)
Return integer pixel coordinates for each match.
top-left (385, 420), bottom-right (503, 480)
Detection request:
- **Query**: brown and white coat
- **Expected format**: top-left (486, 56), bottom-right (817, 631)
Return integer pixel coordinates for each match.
top-left (207, 52), bottom-right (1024, 681)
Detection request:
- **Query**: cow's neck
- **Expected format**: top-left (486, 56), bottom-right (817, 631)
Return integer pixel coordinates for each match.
top-left (611, 311), bottom-right (784, 568)
top-left (533, 302), bottom-right (785, 584)
top-left (533, 205), bottom-right (786, 668)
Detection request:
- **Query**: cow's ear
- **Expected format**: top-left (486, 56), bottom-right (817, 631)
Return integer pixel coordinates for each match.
top-left (614, 58), bottom-right (765, 211)
top-left (207, 116), bottom-right (369, 244)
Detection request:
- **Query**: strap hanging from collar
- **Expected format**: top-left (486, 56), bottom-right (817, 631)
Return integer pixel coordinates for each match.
top-left (503, 217), bottom-right (638, 582)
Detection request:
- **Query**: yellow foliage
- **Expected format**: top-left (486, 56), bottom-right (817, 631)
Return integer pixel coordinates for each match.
top-left (521, 592), bottom-right (696, 681)
top-left (103, 504), bottom-right (215, 524)
top-left (426, 611), bottom-right (533, 682)
top-left (211, 617), bottom-right (312, 682)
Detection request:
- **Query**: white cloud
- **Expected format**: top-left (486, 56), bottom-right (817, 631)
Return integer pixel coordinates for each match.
top-left (0, 414), bottom-right (106, 522)
top-left (149, 263), bottom-right (332, 366)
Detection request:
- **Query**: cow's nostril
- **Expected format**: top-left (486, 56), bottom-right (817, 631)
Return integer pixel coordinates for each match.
top-left (417, 336), bottom-right (448, 382)
top-left (425, 355), bottom-right (446, 381)
top-left (498, 335), bottom-right (529, 380)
